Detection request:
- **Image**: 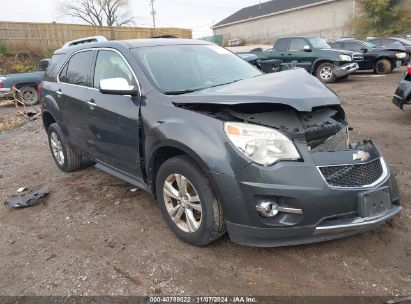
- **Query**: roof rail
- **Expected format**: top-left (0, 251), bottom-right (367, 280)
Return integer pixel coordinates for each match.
top-left (62, 36), bottom-right (108, 48)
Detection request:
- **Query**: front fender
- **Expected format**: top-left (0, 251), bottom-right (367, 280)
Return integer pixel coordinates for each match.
top-left (143, 107), bottom-right (250, 176)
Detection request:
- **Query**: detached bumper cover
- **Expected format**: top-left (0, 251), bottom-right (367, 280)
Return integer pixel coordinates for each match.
top-left (227, 206), bottom-right (401, 247)
top-left (334, 62), bottom-right (359, 78)
top-left (210, 141), bottom-right (401, 247)
top-left (393, 79), bottom-right (411, 109)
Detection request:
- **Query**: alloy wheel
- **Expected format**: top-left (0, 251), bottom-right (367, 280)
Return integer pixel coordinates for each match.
top-left (163, 174), bottom-right (202, 233)
top-left (50, 132), bottom-right (65, 166)
top-left (320, 67), bottom-right (333, 80)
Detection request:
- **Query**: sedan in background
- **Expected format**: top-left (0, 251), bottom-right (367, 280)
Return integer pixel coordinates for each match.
top-left (330, 40), bottom-right (407, 74)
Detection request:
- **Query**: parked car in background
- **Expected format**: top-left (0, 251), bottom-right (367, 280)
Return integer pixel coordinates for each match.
top-left (367, 37), bottom-right (411, 56)
top-left (255, 36), bottom-right (362, 83)
top-left (0, 59), bottom-right (49, 105)
top-left (393, 60), bottom-right (411, 110)
top-left (329, 40), bottom-right (407, 74)
top-left (237, 52), bottom-right (283, 73)
top-left (41, 37), bottom-right (401, 247)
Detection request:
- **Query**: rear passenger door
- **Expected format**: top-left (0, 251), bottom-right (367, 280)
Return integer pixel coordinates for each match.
top-left (57, 50), bottom-right (95, 151)
top-left (85, 49), bottom-right (143, 178)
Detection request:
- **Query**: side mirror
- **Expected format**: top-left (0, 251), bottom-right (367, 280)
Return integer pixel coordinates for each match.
top-left (38, 59), bottom-right (50, 71)
top-left (361, 48), bottom-right (368, 53)
top-left (303, 45), bottom-right (312, 52)
top-left (99, 78), bottom-right (139, 96)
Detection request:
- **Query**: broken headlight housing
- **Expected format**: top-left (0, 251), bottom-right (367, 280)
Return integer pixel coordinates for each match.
top-left (224, 122), bottom-right (301, 166)
top-left (339, 54), bottom-right (352, 62)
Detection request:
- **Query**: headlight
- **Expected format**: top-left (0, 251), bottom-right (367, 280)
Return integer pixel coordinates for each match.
top-left (396, 52), bottom-right (406, 59)
top-left (339, 54), bottom-right (352, 62)
top-left (224, 122), bottom-right (301, 166)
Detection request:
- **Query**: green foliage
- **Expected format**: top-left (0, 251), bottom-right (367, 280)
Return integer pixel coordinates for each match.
top-left (0, 40), bottom-right (9, 55)
top-left (354, 0), bottom-right (411, 38)
top-left (11, 61), bottom-right (37, 73)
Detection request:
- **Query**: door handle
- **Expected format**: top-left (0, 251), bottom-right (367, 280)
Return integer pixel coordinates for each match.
top-left (86, 99), bottom-right (96, 110)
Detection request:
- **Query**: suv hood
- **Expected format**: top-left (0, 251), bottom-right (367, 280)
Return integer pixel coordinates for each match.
top-left (321, 48), bottom-right (356, 56)
top-left (172, 68), bottom-right (340, 112)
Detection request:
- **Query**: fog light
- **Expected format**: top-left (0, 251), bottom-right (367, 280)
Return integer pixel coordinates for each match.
top-left (256, 200), bottom-right (279, 218)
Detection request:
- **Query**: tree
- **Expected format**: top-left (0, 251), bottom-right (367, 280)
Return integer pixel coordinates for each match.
top-left (353, 0), bottom-right (411, 38)
top-left (58, 0), bottom-right (135, 26)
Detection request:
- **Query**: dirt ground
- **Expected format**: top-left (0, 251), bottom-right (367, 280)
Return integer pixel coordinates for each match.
top-left (0, 69), bottom-right (410, 297)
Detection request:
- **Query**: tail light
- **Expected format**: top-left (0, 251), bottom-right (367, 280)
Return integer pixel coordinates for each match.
top-left (408, 62), bottom-right (411, 75)
top-left (37, 83), bottom-right (42, 97)
top-left (0, 80), bottom-right (3, 89)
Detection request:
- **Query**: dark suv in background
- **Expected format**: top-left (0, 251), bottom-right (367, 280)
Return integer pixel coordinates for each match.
top-left (329, 40), bottom-right (407, 74)
top-left (41, 37), bottom-right (401, 247)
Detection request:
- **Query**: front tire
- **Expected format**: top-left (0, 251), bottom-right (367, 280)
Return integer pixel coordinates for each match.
top-left (374, 59), bottom-right (392, 74)
top-left (156, 155), bottom-right (226, 246)
top-left (47, 123), bottom-right (83, 172)
top-left (316, 63), bottom-right (337, 83)
top-left (19, 86), bottom-right (39, 105)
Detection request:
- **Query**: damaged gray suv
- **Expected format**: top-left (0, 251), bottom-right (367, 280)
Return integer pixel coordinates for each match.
top-left (41, 38), bottom-right (401, 247)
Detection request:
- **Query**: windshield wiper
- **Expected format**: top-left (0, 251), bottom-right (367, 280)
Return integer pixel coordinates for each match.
top-left (164, 79), bottom-right (244, 95)
top-left (164, 89), bottom-right (201, 95)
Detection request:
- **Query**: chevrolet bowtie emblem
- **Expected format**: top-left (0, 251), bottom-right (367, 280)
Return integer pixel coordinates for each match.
top-left (353, 151), bottom-right (370, 161)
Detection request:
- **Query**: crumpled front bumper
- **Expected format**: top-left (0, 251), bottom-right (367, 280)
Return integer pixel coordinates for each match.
top-left (210, 141), bottom-right (401, 247)
top-left (334, 62), bottom-right (359, 78)
top-left (393, 79), bottom-right (411, 110)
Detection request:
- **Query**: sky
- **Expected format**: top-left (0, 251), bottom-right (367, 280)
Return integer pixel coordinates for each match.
top-left (0, 0), bottom-right (261, 38)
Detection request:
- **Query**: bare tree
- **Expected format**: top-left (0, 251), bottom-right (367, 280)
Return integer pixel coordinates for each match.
top-left (58, 0), bottom-right (135, 26)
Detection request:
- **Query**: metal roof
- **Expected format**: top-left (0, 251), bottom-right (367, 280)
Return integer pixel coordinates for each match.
top-left (213, 0), bottom-right (335, 28)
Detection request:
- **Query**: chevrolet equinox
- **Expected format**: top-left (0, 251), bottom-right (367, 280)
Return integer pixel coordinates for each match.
top-left (41, 37), bottom-right (401, 247)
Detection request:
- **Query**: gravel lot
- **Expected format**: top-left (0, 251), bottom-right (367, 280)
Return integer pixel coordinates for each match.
top-left (0, 69), bottom-right (410, 296)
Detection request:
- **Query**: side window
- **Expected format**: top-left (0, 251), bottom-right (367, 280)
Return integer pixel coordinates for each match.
top-left (274, 38), bottom-right (290, 52)
top-left (93, 50), bottom-right (135, 89)
top-left (59, 51), bottom-right (94, 86)
top-left (343, 42), bottom-right (363, 52)
top-left (289, 38), bottom-right (307, 51)
top-left (370, 39), bottom-right (383, 46)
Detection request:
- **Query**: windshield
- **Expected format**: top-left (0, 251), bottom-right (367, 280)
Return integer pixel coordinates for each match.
top-left (308, 37), bottom-right (331, 49)
top-left (132, 44), bottom-right (262, 94)
top-left (362, 41), bottom-right (377, 49)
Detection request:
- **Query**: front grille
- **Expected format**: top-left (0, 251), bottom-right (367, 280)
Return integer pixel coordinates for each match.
top-left (319, 158), bottom-right (384, 188)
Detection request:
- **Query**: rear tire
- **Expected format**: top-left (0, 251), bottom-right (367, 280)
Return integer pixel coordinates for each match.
top-left (156, 155), bottom-right (226, 246)
top-left (374, 59), bottom-right (392, 74)
top-left (47, 123), bottom-right (83, 172)
top-left (316, 63), bottom-right (337, 83)
top-left (19, 86), bottom-right (39, 106)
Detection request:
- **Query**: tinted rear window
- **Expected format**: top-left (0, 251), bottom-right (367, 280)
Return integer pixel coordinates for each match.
top-left (59, 51), bottom-right (94, 86)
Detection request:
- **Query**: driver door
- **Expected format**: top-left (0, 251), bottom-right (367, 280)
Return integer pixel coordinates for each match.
top-left (85, 49), bottom-right (143, 178)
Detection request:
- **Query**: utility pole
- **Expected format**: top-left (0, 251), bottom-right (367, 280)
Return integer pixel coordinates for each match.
top-left (150, 0), bottom-right (156, 36)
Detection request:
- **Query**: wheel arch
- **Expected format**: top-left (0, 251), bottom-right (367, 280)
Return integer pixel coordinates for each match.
top-left (42, 111), bottom-right (56, 132)
top-left (311, 59), bottom-right (334, 74)
top-left (14, 82), bottom-right (39, 91)
top-left (146, 141), bottom-right (218, 200)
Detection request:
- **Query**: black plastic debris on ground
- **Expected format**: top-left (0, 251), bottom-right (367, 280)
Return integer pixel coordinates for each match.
top-left (4, 186), bottom-right (49, 208)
